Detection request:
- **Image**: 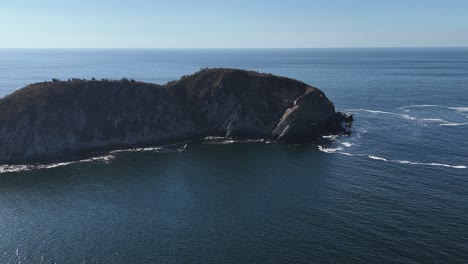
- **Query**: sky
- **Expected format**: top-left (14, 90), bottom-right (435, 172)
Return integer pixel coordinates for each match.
top-left (0, 0), bottom-right (468, 48)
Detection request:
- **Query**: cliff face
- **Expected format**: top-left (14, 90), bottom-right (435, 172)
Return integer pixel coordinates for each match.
top-left (0, 68), bottom-right (351, 163)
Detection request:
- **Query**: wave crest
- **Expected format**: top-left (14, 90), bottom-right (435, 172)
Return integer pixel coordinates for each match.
top-left (0, 154), bottom-right (115, 174)
top-left (448, 107), bottom-right (468, 113)
top-left (317, 147), bottom-right (466, 170)
top-left (398, 105), bottom-right (438, 109)
top-left (439, 122), bottom-right (468, 127)
top-left (317, 146), bottom-right (344, 153)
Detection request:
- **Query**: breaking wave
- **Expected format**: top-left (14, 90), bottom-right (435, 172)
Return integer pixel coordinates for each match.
top-left (203, 137), bottom-right (266, 145)
top-left (349, 108), bottom-right (463, 126)
top-left (322, 135), bottom-right (339, 140)
top-left (317, 146), bottom-right (344, 153)
top-left (368, 155), bottom-right (388, 161)
top-left (448, 107), bottom-right (468, 113)
top-left (205, 140), bottom-right (236, 145)
top-left (317, 146), bottom-right (466, 170)
top-left (439, 122), bottom-right (468, 127)
top-left (0, 155), bottom-right (115, 174)
top-left (420, 118), bottom-right (446, 122)
top-left (110, 147), bottom-right (164, 153)
top-left (349, 108), bottom-right (413, 119)
top-left (0, 137), bottom-right (273, 173)
top-left (368, 155), bottom-right (467, 169)
top-left (349, 109), bottom-right (397, 115)
top-left (400, 114), bottom-right (418, 121)
top-left (398, 105), bottom-right (438, 110)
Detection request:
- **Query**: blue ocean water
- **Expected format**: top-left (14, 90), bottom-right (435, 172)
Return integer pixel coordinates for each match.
top-left (0, 49), bottom-right (467, 263)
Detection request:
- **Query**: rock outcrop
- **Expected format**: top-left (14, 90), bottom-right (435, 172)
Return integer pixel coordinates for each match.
top-left (0, 68), bottom-right (352, 163)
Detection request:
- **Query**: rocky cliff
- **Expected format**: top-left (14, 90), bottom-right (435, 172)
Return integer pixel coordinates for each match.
top-left (0, 68), bottom-right (351, 163)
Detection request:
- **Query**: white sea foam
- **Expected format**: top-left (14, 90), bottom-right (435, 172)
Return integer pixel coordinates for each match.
top-left (0, 154), bottom-right (116, 174)
top-left (367, 155), bottom-right (466, 169)
top-left (395, 160), bottom-right (466, 169)
top-left (430, 164), bottom-right (466, 169)
top-left (317, 147), bottom-right (364, 157)
top-left (400, 114), bottom-right (418, 120)
top-left (317, 147), bottom-right (466, 170)
top-left (0, 165), bottom-right (29, 173)
top-left (349, 108), bottom-right (422, 122)
top-left (349, 109), bottom-right (397, 115)
top-left (204, 137), bottom-right (266, 145)
top-left (142, 147), bottom-right (163, 151)
top-left (204, 136), bottom-right (226, 140)
top-left (368, 155), bottom-right (388, 161)
top-left (351, 108), bottom-right (461, 126)
top-left (110, 146), bottom-right (164, 153)
top-left (398, 105), bottom-right (438, 110)
top-left (341, 142), bottom-right (354, 147)
top-left (205, 140), bottom-right (235, 145)
top-left (338, 152), bottom-right (358, 156)
top-left (420, 118), bottom-right (446, 122)
top-left (203, 136), bottom-right (238, 144)
top-left (322, 135), bottom-right (339, 140)
top-left (439, 122), bottom-right (468, 127)
top-left (448, 107), bottom-right (468, 113)
top-left (317, 146), bottom-right (343, 153)
top-left (362, 110), bottom-right (395, 114)
top-left (238, 139), bottom-right (266, 143)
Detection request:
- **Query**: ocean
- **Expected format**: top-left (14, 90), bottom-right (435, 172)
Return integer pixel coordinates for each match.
top-left (0, 48), bottom-right (467, 263)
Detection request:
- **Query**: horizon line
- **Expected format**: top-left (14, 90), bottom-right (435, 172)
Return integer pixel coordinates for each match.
top-left (1, 46), bottom-right (468, 50)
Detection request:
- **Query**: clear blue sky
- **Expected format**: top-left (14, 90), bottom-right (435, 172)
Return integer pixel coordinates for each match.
top-left (1, 0), bottom-right (468, 48)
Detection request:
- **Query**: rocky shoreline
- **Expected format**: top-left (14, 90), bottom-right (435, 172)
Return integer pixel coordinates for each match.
top-left (0, 68), bottom-right (352, 164)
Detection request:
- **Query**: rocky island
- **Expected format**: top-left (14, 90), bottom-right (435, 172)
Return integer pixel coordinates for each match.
top-left (0, 68), bottom-right (352, 164)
